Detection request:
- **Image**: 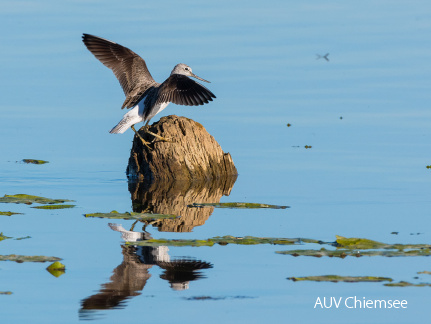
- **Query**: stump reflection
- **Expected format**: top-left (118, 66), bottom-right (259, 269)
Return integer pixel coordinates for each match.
top-left (128, 175), bottom-right (237, 232)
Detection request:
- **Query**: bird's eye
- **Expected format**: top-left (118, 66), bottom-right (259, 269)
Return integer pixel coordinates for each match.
top-left (185, 67), bottom-right (189, 71)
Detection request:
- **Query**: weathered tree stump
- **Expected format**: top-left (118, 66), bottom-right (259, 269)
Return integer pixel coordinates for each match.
top-left (127, 115), bottom-right (237, 182)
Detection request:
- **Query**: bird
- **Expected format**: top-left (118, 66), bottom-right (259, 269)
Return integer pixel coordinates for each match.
top-left (82, 34), bottom-right (216, 147)
top-left (316, 53), bottom-right (329, 61)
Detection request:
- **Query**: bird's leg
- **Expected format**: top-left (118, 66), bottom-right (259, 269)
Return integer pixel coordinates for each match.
top-left (143, 121), bottom-right (171, 142)
top-left (129, 220), bottom-right (138, 231)
top-left (131, 125), bottom-right (152, 149)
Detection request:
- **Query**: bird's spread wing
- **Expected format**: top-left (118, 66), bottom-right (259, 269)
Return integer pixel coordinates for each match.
top-left (155, 74), bottom-right (216, 106)
top-left (82, 34), bottom-right (157, 106)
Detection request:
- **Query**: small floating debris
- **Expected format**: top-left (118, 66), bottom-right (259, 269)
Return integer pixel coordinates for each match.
top-left (288, 275), bottom-right (392, 283)
top-left (384, 281), bottom-right (431, 287)
top-left (0, 291), bottom-right (12, 295)
top-left (32, 204), bottom-right (75, 210)
top-left (0, 211), bottom-right (23, 216)
top-left (188, 202), bottom-right (289, 209)
top-left (0, 194), bottom-right (74, 205)
top-left (184, 295), bottom-right (255, 301)
top-left (304, 145), bottom-right (312, 149)
top-left (0, 233), bottom-right (30, 241)
top-left (418, 271), bottom-right (431, 275)
top-left (0, 233), bottom-right (12, 242)
top-left (0, 254), bottom-right (62, 262)
top-left (85, 210), bottom-right (177, 221)
top-left (287, 123), bottom-right (292, 127)
top-left (22, 159), bottom-right (49, 164)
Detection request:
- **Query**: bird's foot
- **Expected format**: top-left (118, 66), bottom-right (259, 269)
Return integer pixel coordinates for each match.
top-left (146, 130), bottom-right (171, 142)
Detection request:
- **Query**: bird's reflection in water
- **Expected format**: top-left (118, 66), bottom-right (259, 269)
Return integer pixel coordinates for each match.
top-left (80, 177), bottom-right (235, 317)
top-left (79, 224), bottom-right (212, 318)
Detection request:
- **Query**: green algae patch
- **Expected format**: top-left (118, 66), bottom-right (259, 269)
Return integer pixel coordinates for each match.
top-left (46, 261), bottom-right (66, 277)
top-left (32, 204), bottom-right (76, 210)
top-left (22, 159), bottom-right (49, 164)
top-left (384, 281), bottom-right (431, 287)
top-left (336, 236), bottom-right (386, 249)
top-left (335, 236), bottom-right (431, 251)
top-left (276, 248), bottom-right (431, 258)
top-left (131, 238), bottom-right (215, 247)
top-left (288, 275), bottom-right (393, 283)
top-left (0, 194), bottom-right (74, 205)
top-left (189, 202), bottom-right (289, 209)
top-left (0, 211), bottom-right (23, 216)
top-left (0, 254), bottom-right (62, 262)
top-left (85, 210), bottom-right (177, 221)
top-left (129, 235), bottom-right (312, 247)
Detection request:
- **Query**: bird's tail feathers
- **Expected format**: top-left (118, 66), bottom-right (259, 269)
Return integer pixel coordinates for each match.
top-left (109, 119), bottom-right (131, 134)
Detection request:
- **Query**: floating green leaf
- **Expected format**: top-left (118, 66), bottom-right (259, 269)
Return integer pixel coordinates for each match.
top-left (22, 159), bottom-right (49, 164)
top-left (85, 210), bottom-right (177, 220)
top-left (0, 254), bottom-right (62, 262)
top-left (32, 204), bottom-right (75, 210)
top-left (46, 261), bottom-right (66, 277)
top-left (384, 281), bottom-right (431, 287)
top-left (189, 202), bottom-right (289, 209)
top-left (0, 194), bottom-right (74, 205)
top-left (276, 248), bottom-right (431, 258)
top-left (128, 235), bottom-right (319, 247)
top-left (288, 275), bottom-right (393, 283)
top-left (0, 211), bottom-right (23, 216)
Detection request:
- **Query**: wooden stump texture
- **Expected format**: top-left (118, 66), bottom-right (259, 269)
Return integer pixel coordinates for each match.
top-left (127, 115), bottom-right (237, 182)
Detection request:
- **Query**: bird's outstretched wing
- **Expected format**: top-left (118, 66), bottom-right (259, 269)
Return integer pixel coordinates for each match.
top-left (82, 34), bottom-right (157, 108)
top-left (155, 74), bottom-right (216, 106)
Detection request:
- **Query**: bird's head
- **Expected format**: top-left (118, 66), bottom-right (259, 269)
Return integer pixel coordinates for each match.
top-left (171, 63), bottom-right (210, 83)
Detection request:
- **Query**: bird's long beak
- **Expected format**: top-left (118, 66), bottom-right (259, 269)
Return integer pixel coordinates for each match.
top-left (191, 73), bottom-right (210, 83)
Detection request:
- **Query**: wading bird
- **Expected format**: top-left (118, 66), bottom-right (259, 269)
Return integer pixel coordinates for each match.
top-left (82, 34), bottom-right (216, 147)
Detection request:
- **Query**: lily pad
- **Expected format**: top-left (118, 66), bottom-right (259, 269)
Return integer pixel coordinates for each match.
top-left (128, 235), bottom-right (319, 247)
top-left (276, 248), bottom-right (431, 258)
top-left (384, 281), bottom-right (431, 287)
top-left (0, 211), bottom-right (23, 216)
top-left (22, 159), bottom-right (49, 164)
top-left (32, 204), bottom-right (76, 210)
top-left (288, 275), bottom-right (393, 283)
top-left (0, 254), bottom-right (62, 262)
top-left (0, 194), bottom-right (73, 205)
top-left (189, 202), bottom-right (289, 209)
top-left (85, 210), bottom-right (177, 220)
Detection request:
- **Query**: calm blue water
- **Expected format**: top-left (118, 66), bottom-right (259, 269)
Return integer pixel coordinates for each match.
top-left (1, 1), bottom-right (431, 323)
